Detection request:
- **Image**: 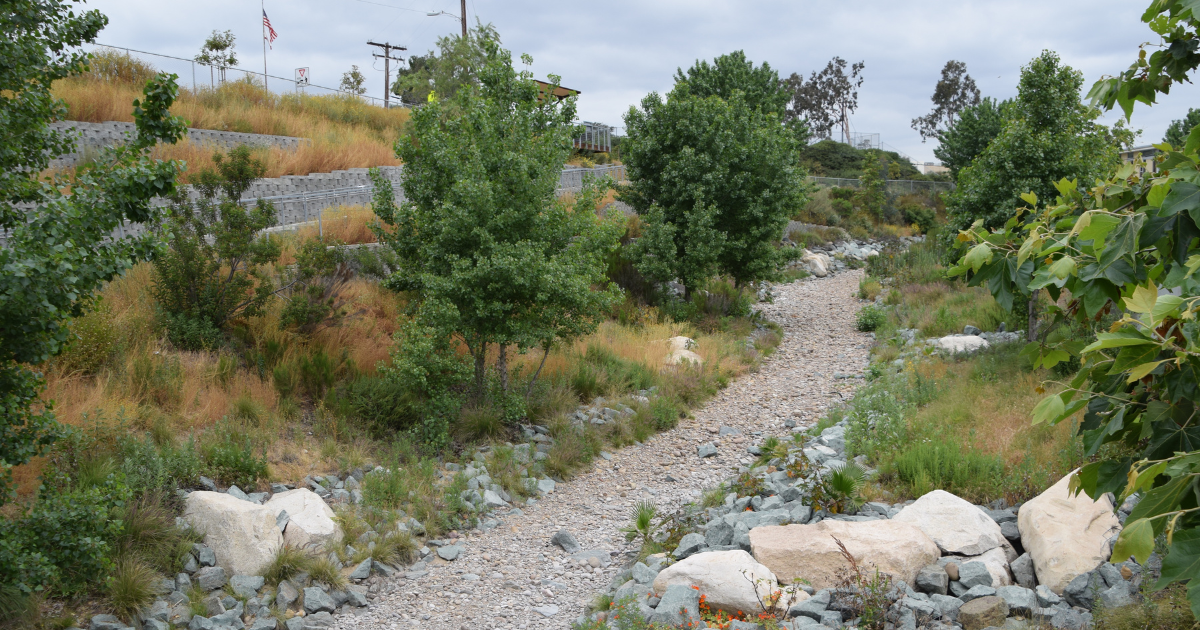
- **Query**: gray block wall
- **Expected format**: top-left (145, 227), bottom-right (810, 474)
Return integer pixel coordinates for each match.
top-left (47, 120), bottom-right (310, 168)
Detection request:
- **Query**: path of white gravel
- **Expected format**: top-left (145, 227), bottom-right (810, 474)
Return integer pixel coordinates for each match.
top-left (335, 270), bottom-right (872, 630)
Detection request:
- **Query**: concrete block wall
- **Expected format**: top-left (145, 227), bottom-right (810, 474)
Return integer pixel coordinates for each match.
top-left (47, 121), bottom-right (310, 168)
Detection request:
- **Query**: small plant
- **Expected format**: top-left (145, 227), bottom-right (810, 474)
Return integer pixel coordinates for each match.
top-left (832, 536), bottom-right (895, 630)
top-left (621, 500), bottom-right (659, 548)
top-left (856, 304), bottom-right (887, 332)
top-left (824, 461), bottom-right (866, 514)
top-left (307, 556), bottom-right (347, 589)
top-left (730, 471), bottom-right (766, 497)
top-left (701, 485), bottom-right (728, 508)
top-left (107, 557), bottom-right (158, 619)
top-left (262, 546), bottom-right (309, 585)
top-left (858, 277), bottom-right (883, 301)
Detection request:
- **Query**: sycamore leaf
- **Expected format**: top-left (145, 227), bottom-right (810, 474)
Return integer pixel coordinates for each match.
top-left (1049, 256), bottom-right (1077, 280)
top-left (1082, 330), bottom-right (1158, 353)
top-left (1124, 282), bottom-right (1159, 315)
top-left (1020, 192), bottom-right (1037, 206)
top-left (1112, 518), bottom-right (1156, 564)
top-left (1127, 361), bottom-right (1164, 383)
top-left (1032, 393), bottom-right (1065, 425)
top-left (1148, 182), bottom-right (1171, 208)
top-left (964, 243), bottom-right (992, 273)
top-left (1153, 528), bottom-right (1200, 618)
top-left (1153, 295), bottom-right (1184, 321)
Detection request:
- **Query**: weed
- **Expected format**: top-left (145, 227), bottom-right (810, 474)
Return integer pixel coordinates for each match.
top-left (621, 500), bottom-right (659, 547)
top-left (307, 556), bottom-right (346, 589)
top-left (1093, 583), bottom-right (1196, 629)
top-left (832, 536), bottom-right (895, 630)
top-left (701, 485), bottom-right (728, 509)
top-left (824, 462), bottom-right (866, 514)
top-left (458, 404), bottom-right (506, 443)
top-left (856, 305), bottom-right (886, 332)
top-left (373, 531), bottom-right (417, 566)
top-left (261, 546), bottom-right (309, 586)
top-left (858, 277), bottom-right (883, 301)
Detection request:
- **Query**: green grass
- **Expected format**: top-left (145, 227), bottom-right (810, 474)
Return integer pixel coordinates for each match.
top-left (106, 557), bottom-right (158, 619)
top-left (1093, 584), bottom-right (1197, 629)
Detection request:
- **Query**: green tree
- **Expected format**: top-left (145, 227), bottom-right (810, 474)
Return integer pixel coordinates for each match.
top-left (933, 97), bottom-right (1009, 180)
top-left (675, 50), bottom-right (809, 144)
top-left (623, 52), bottom-right (809, 297)
top-left (392, 22), bottom-right (499, 104)
top-left (339, 65), bottom-right (367, 96)
top-left (1164, 107), bottom-right (1200, 146)
top-left (376, 38), bottom-right (622, 400)
top-left (0, 0), bottom-right (186, 502)
top-left (946, 51), bottom-right (1121, 236)
top-left (194, 29), bottom-right (237, 84)
top-left (960, 2), bottom-right (1200, 617)
top-left (151, 147), bottom-right (282, 350)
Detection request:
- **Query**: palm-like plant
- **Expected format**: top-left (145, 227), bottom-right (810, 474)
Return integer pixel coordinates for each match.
top-left (825, 462), bottom-right (866, 514)
top-left (621, 500), bottom-right (659, 546)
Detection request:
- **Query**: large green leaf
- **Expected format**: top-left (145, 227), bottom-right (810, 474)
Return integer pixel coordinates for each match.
top-left (965, 243), bottom-right (993, 273)
top-left (1031, 393), bottom-right (1065, 426)
top-left (1153, 527), bottom-right (1200, 619)
top-left (1082, 330), bottom-right (1158, 353)
top-left (1112, 518), bottom-right (1156, 564)
top-left (1162, 182), bottom-right (1200, 217)
top-left (1128, 475), bottom-right (1194, 535)
top-left (1110, 344), bottom-right (1161, 374)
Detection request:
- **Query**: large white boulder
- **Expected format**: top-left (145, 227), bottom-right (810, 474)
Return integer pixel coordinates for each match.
top-left (264, 489), bottom-right (343, 552)
top-left (893, 490), bottom-right (1007, 556)
top-left (1018, 471), bottom-right (1121, 594)
top-left (184, 491), bottom-right (282, 576)
top-left (750, 519), bottom-right (940, 589)
top-left (664, 336), bottom-right (704, 367)
top-left (932, 335), bottom-right (990, 354)
top-left (800, 250), bottom-right (830, 278)
top-left (652, 550), bottom-right (800, 616)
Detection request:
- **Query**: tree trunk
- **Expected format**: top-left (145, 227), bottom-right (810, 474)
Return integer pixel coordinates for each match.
top-left (472, 343), bottom-right (487, 401)
top-left (1027, 292), bottom-right (1038, 343)
top-left (525, 341), bottom-right (551, 398)
top-left (497, 345), bottom-right (508, 393)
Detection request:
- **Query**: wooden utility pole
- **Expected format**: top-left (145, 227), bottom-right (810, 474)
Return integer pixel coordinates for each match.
top-left (461, 0), bottom-right (468, 36)
top-left (367, 41), bottom-right (406, 108)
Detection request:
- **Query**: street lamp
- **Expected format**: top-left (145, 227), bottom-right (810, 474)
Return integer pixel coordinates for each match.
top-left (426, 2), bottom-right (467, 37)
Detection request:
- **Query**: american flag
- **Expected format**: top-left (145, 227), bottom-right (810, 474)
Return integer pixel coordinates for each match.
top-left (263, 10), bottom-right (278, 49)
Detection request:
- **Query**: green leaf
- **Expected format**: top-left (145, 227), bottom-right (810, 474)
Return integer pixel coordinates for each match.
top-left (1048, 256), bottom-right (1077, 280)
top-left (1112, 518), bottom-right (1156, 565)
top-left (1153, 294), bottom-right (1184, 321)
top-left (1031, 393), bottom-right (1065, 426)
top-left (1162, 182), bottom-right (1200, 217)
top-left (1187, 121), bottom-right (1200, 155)
top-left (964, 243), bottom-right (993, 273)
top-left (1129, 475), bottom-right (1194, 536)
top-left (1082, 331), bottom-right (1158, 353)
top-left (1038, 349), bottom-right (1071, 369)
top-left (1020, 192), bottom-right (1038, 206)
top-left (1148, 182), bottom-right (1171, 208)
top-left (1127, 361), bottom-right (1164, 383)
top-left (1078, 213), bottom-right (1121, 243)
top-left (1153, 527), bottom-right (1200, 617)
top-left (1110, 344), bottom-right (1161, 375)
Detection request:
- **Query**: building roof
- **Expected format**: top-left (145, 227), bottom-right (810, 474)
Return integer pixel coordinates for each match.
top-left (534, 80), bottom-right (579, 101)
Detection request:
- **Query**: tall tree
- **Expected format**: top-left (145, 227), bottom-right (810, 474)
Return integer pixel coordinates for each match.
top-left (1, 0), bottom-right (186, 502)
top-left (624, 52), bottom-right (809, 296)
top-left (933, 97), bottom-right (1009, 179)
top-left (392, 22), bottom-right (500, 104)
top-left (195, 30), bottom-right (237, 84)
top-left (1163, 107), bottom-right (1200, 146)
top-left (785, 57), bottom-right (865, 141)
top-left (676, 50), bottom-right (808, 143)
top-left (377, 37), bottom-right (622, 400)
top-left (911, 60), bottom-right (981, 141)
top-left (946, 51), bottom-right (1121, 235)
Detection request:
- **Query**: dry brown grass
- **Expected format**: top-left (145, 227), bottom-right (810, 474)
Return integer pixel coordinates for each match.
top-left (51, 72), bottom-right (406, 180)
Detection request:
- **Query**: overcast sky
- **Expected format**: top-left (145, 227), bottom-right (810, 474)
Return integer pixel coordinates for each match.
top-left (85, 0), bottom-right (1200, 164)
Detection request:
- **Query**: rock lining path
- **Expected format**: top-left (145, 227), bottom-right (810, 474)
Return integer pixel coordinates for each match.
top-left (336, 270), bottom-right (872, 630)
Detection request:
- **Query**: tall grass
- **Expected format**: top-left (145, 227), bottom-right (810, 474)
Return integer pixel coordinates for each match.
top-left (50, 51), bottom-right (408, 180)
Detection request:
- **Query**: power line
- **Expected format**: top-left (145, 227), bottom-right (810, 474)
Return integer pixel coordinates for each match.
top-left (367, 40), bottom-right (407, 108)
top-left (344, 0), bottom-right (423, 12)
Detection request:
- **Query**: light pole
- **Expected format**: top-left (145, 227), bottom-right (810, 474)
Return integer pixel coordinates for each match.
top-left (427, 5), bottom-right (467, 37)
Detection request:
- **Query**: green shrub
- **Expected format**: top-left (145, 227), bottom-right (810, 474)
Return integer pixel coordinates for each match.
top-left (201, 434), bottom-right (267, 489)
top-left (568, 344), bottom-right (656, 402)
top-left (262, 546), bottom-right (309, 586)
top-left (334, 375), bottom-right (420, 433)
top-left (107, 557), bottom-right (157, 618)
top-left (296, 349), bottom-right (338, 399)
top-left (888, 441), bottom-right (1007, 502)
top-left (457, 404), bottom-right (505, 442)
top-left (902, 203), bottom-right (937, 235)
top-left (855, 305), bottom-right (886, 332)
top-left (118, 435), bottom-right (204, 495)
top-left (56, 306), bottom-right (117, 374)
top-left (160, 311), bottom-right (223, 351)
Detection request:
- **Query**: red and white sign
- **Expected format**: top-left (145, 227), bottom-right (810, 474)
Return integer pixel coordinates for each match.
top-left (295, 67), bottom-right (310, 86)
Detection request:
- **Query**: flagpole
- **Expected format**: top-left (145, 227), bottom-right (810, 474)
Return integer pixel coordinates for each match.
top-left (261, 0), bottom-right (269, 92)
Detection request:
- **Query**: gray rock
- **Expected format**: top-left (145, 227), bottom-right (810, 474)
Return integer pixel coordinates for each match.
top-left (349, 558), bottom-right (372, 580)
top-left (226, 485), bottom-right (251, 502)
top-left (532, 605), bottom-right (559, 618)
top-left (957, 561), bottom-right (993, 589)
top-left (176, 573), bottom-right (192, 592)
top-left (208, 610), bottom-right (244, 630)
top-left (247, 619), bottom-right (277, 630)
top-left (300, 612), bottom-right (334, 630)
top-left (436, 544), bottom-right (463, 561)
top-left (302, 587), bottom-right (336, 614)
top-left (674, 532), bottom-right (707, 559)
top-left (1036, 584), bottom-right (1062, 608)
top-left (1097, 562), bottom-right (1123, 588)
top-left (916, 563), bottom-right (949, 595)
top-left (1063, 571), bottom-right (1104, 610)
top-left (537, 478), bottom-right (556, 494)
top-left (964, 325), bottom-right (982, 336)
top-left (1050, 607), bottom-right (1084, 630)
top-left (697, 443), bottom-right (718, 458)
top-left (91, 615), bottom-right (125, 630)
top-left (550, 529), bottom-right (581, 554)
top-left (788, 589), bottom-right (830, 620)
top-left (996, 585), bottom-right (1037, 617)
top-left (960, 585), bottom-right (997, 602)
top-left (818, 609), bottom-right (843, 628)
top-left (901, 596), bottom-right (939, 618)
top-left (571, 549), bottom-right (612, 568)
top-left (276, 581), bottom-right (300, 609)
top-left (650, 584), bottom-right (703, 627)
top-left (1099, 581), bottom-right (1135, 609)
top-left (482, 490), bottom-right (509, 509)
top-left (732, 521), bottom-right (751, 551)
top-left (631, 562), bottom-right (657, 585)
top-left (229, 575), bottom-right (264, 598)
top-left (1011, 553), bottom-right (1036, 590)
top-left (183, 554), bottom-right (199, 574)
top-left (283, 618), bottom-right (302, 630)
top-left (202, 594), bottom-right (225, 617)
top-left (143, 620), bottom-right (169, 630)
top-left (345, 585), bottom-right (368, 607)
top-left (199, 476), bottom-right (217, 491)
top-left (790, 504), bottom-right (813, 525)
top-left (1001, 520), bottom-right (1021, 543)
top-left (929, 594), bottom-right (964, 621)
top-left (188, 617), bottom-right (214, 630)
top-left (705, 518), bottom-right (734, 547)
top-left (729, 621), bottom-right (766, 630)
top-left (193, 566), bottom-right (227, 591)
top-left (274, 509), bottom-right (289, 532)
top-left (141, 600), bottom-right (170, 623)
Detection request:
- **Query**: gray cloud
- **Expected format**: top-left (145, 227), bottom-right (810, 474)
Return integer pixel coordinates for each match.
top-left (87, 0), bottom-right (1200, 163)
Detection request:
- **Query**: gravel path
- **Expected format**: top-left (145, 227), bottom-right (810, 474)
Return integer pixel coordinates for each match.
top-left (336, 270), bottom-right (871, 630)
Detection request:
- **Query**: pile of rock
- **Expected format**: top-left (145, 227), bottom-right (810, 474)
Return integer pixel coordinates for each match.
top-left (581, 422), bottom-right (1144, 630)
top-left (566, 390), bottom-right (656, 428)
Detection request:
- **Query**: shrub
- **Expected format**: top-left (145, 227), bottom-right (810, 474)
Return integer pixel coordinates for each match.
top-left (457, 404), bottom-right (505, 442)
top-left (56, 305), bottom-right (117, 375)
top-left (855, 305), bottom-right (886, 332)
top-left (334, 375), bottom-right (419, 433)
top-left (118, 436), bottom-right (204, 497)
top-left (901, 203), bottom-right (937, 235)
top-left (262, 546), bottom-right (309, 586)
top-left (201, 433), bottom-right (268, 489)
top-left (889, 440), bottom-right (1007, 502)
top-left (107, 557), bottom-right (157, 619)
